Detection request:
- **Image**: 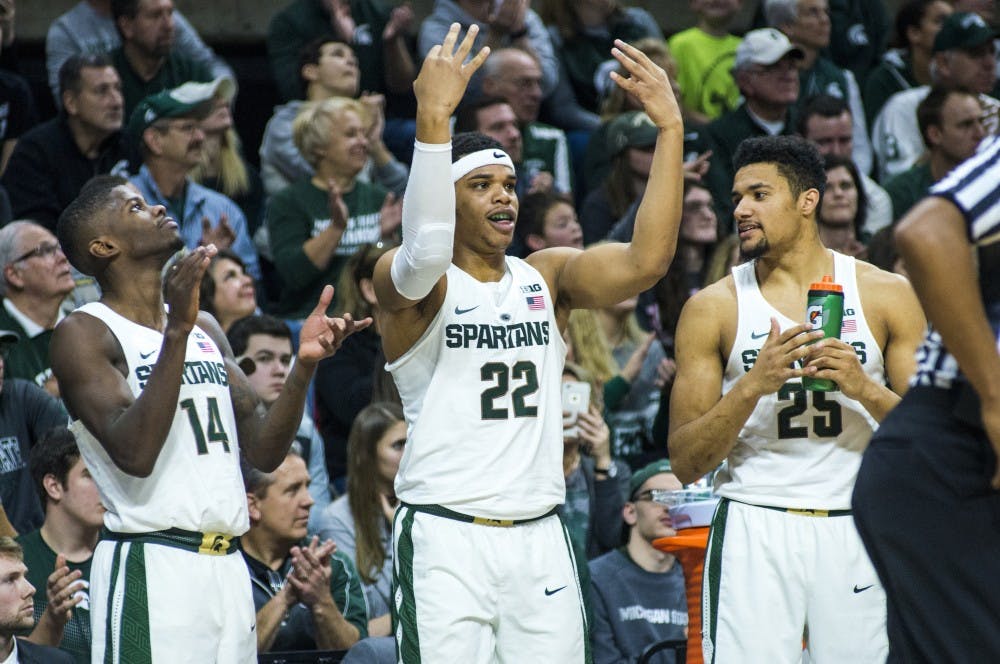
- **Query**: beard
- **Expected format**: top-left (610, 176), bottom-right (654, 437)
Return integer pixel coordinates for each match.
top-left (741, 236), bottom-right (769, 260)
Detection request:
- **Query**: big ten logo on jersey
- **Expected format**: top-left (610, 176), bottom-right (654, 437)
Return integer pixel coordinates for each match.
top-left (520, 283), bottom-right (543, 293)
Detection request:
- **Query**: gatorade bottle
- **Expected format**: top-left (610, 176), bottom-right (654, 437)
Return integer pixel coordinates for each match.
top-left (802, 275), bottom-right (844, 391)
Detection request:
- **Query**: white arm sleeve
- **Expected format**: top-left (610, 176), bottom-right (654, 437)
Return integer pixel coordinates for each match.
top-left (390, 140), bottom-right (456, 301)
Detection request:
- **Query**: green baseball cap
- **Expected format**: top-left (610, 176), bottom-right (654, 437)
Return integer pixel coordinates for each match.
top-left (628, 459), bottom-right (674, 499)
top-left (605, 111), bottom-right (658, 156)
top-left (933, 12), bottom-right (996, 53)
top-left (128, 76), bottom-right (236, 139)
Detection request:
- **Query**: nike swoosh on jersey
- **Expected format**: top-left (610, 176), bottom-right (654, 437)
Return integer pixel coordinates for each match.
top-left (750, 331), bottom-right (769, 340)
top-left (544, 585), bottom-right (567, 596)
top-left (853, 584), bottom-right (873, 593)
top-left (455, 305), bottom-right (480, 315)
top-left (140, 350), bottom-right (157, 359)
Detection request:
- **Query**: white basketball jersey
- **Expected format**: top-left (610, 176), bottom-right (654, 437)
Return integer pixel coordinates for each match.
top-left (389, 258), bottom-right (566, 519)
top-left (70, 303), bottom-right (248, 535)
top-left (715, 252), bottom-right (884, 509)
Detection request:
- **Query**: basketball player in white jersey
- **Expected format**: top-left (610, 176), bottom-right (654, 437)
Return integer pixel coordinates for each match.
top-left (668, 135), bottom-right (926, 663)
top-left (47, 174), bottom-right (370, 663)
top-left (371, 24), bottom-right (685, 662)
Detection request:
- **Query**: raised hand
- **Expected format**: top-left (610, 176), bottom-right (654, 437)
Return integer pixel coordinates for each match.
top-left (325, 0), bottom-right (356, 43)
top-left (379, 192), bottom-right (402, 238)
top-left (488, 0), bottom-right (527, 36)
top-left (44, 554), bottom-right (85, 626)
top-left (288, 536), bottom-right (337, 608)
top-left (200, 214), bottom-right (235, 249)
top-left (578, 405), bottom-right (612, 468)
top-left (327, 179), bottom-right (349, 231)
top-left (609, 39), bottom-right (682, 131)
top-left (746, 317), bottom-right (823, 396)
top-left (359, 93), bottom-right (386, 144)
top-left (382, 2), bottom-right (414, 42)
top-left (297, 285), bottom-right (373, 365)
top-left (414, 23), bottom-right (491, 116)
top-left (165, 245), bottom-right (217, 333)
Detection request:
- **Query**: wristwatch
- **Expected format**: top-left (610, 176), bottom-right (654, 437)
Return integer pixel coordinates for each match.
top-left (594, 463), bottom-right (617, 479)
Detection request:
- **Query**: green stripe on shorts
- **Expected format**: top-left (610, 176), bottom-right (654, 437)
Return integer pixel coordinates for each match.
top-left (119, 543), bottom-right (152, 663)
top-left (557, 513), bottom-right (592, 664)
top-left (704, 498), bottom-right (730, 664)
top-left (394, 506), bottom-right (420, 663)
top-left (104, 542), bottom-right (123, 664)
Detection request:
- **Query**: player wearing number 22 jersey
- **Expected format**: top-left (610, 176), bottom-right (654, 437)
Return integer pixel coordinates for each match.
top-left (391, 259), bottom-right (564, 518)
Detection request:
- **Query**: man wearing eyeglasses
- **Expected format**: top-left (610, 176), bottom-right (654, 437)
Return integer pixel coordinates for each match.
top-left (0, 222), bottom-right (76, 398)
top-left (128, 78), bottom-right (261, 282)
top-left (703, 28), bottom-right (804, 221)
top-left (240, 445), bottom-right (366, 654)
top-left (588, 460), bottom-right (688, 664)
top-left (227, 314), bottom-right (331, 533)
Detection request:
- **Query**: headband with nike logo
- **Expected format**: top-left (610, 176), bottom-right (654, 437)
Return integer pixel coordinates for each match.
top-left (451, 148), bottom-right (516, 182)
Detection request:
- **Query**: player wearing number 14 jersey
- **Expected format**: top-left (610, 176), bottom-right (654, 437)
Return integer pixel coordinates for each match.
top-left (373, 25), bottom-right (687, 663)
top-left (49, 175), bottom-right (368, 663)
top-left (669, 136), bottom-right (925, 663)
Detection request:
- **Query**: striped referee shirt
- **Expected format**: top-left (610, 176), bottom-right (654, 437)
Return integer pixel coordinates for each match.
top-left (911, 134), bottom-right (1000, 391)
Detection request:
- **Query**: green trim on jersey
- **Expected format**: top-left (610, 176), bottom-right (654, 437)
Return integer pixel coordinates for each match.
top-left (704, 498), bottom-right (730, 664)
top-left (394, 506), bottom-right (419, 663)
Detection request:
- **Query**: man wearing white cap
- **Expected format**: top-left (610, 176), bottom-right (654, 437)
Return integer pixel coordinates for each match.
top-left (128, 78), bottom-right (261, 281)
top-left (703, 28), bottom-right (804, 220)
top-left (373, 24), bottom-right (686, 662)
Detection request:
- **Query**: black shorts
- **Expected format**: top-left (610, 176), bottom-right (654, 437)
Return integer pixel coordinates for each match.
top-left (852, 386), bottom-right (1000, 663)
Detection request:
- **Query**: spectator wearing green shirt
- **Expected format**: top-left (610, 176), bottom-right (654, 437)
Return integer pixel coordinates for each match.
top-left (0, 222), bottom-right (76, 397)
top-left (668, 0), bottom-right (743, 123)
top-left (265, 97), bottom-right (400, 320)
top-left (108, 0), bottom-right (212, 118)
top-left (18, 427), bottom-right (105, 663)
top-left (885, 86), bottom-right (986, 222)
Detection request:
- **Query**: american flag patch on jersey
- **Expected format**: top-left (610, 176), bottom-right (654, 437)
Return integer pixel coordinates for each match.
top-left (526, 295), bottom-right (545, 310)
top-left (197, 340), bottom-right (215, 354)
top-left (841, 318), bottom-right (857, 333)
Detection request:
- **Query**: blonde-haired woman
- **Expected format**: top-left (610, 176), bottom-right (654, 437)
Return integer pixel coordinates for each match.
top-left (191, 82), bottom-right (265, 235)
top-left (265, 97), bottom-right (402, 321)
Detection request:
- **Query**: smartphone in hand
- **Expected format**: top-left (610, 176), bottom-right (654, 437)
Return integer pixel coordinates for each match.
top-left (562, 381), bottom-right (591, 439)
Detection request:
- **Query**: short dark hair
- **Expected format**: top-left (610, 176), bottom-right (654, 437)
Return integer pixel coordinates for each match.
top-left (733, 135), bottom-right (826, 200)
top-left (199, 249), bottom-right (249, 319)
top-left (452, 132), bottom-right (504, 162)
top-left (917, 85), bottom-right (972, 147)
top-left (797, 94), bottom-right (851, 136)
top-left (58, 53), bottom-right (114, 99)
top-left (28, 428), bottom-right (80, 509)
top-left (111, 0), bottom-right (141, 22)
top-left (517, 191), bottom-right (574, 245)
top-left (297, 37), bottom-right (351, 86)
top-left (226, 314), bottom-right (292, 357)
top-left (57, 174), bottom-right (131, 278)
top-left (241, 443), bottom-right (302, 498)
top-left (454, 97), bottom-right (511, 134)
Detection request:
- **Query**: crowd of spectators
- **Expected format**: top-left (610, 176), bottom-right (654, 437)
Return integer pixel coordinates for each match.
top-left (0, 0), bottom-right (990, 661)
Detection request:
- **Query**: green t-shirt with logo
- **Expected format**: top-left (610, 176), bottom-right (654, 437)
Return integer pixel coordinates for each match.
top-left (668, 27), bottom-right (742, 120)
top-left (17, 529), bottom-right (93, 663)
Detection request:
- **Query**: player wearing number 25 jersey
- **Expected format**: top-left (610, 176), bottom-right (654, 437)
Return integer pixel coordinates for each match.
top-left (669, 136), bottom-right (925, 664)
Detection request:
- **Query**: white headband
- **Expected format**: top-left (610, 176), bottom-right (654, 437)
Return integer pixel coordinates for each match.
top-left (451, 148), bottom-right (516, 182)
